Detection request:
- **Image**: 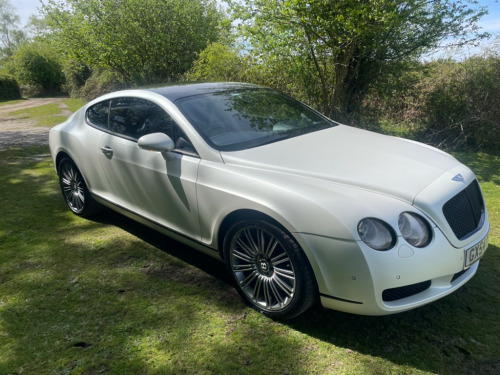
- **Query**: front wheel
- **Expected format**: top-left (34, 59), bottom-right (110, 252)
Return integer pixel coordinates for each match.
top-left (224, 220), bottom-right (317, 319)
top-left (58, 157), bottom-right (102, 218)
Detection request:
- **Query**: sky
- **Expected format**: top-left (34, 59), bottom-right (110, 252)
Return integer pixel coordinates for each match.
top-left (477, 0), bottom-right (500, 33)
top-left (12, 0), bottom-right (500, 55)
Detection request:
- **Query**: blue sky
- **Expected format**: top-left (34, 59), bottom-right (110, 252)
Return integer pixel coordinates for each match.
top-left (476, 0), bottom-right (500, 33)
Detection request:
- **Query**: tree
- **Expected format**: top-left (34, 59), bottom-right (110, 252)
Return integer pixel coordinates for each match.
top-left (184, 42), bottom-right (248, 82)
top-left (0, 73), bottom-right (20, 99)
top-left (9, 42), bottom-right (65, 92)
top-left (42, 0), bottom-right (228, 85)
top-left (231, 0), bottom-right (488, 119)
top-left (0, 0), bottom-right (26, 60)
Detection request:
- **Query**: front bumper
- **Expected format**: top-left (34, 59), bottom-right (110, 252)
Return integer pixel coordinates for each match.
top-left (295, 221), bottom-right (489, 315)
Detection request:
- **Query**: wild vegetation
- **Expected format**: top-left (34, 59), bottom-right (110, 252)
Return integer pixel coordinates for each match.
top-left (0, 72), bottom-right (19, 99)
top-left (1, 0), bottom-right (498, 151)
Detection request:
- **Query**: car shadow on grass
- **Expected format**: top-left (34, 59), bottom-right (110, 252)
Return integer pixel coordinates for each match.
top-left (91, 208), bottom-right (500, 375)
top-left (91, 208), bottom-right (232, 286)
top-left (1, 147), bottom-right (498, 375)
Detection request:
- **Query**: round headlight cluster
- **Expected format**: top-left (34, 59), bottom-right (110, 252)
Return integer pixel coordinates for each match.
top-left (398, 212), bottom-right (432, 248)
top-left (357, 218), bottom-right (396, 251)
top-left (358, 213), bottom-right (433, 251)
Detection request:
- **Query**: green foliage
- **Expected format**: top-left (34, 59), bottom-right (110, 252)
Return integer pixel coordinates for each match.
top-left (363, 55), bottom-right (500, 152)
top-left (231, 0), bottom-right (488, 119)
top-left (62, 59), bottom-right (92, 97)
top-left (184, 42), bottom-right (248, 82)
top-left (424, 56), bottom-right (500, 151)
top-left (78, 70), bottom-right (128, 101)
top-left (8, 42), bottom-right (65, 93)
top-left (42, 0), bottom-right (228, 85)
top-left (0, 73), bottom-right (20, 99)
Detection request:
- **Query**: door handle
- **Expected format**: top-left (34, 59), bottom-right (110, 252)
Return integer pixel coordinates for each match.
top-left (100, 146), bottom-right (113, 158)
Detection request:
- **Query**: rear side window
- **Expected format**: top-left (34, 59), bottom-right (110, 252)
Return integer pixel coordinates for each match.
top-left (86, 100), bottom-right (110, 130)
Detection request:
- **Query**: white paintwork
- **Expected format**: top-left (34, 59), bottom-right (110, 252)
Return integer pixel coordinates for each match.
top-left (138, 132), bottom-right (175, 152)
top-left (49, 86), bottom-right (490, 316)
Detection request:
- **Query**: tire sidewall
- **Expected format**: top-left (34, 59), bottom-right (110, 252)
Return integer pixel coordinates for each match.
top-left (223, 219), bottom-right (317, 319)
top-left (58, 157), bottom-right (93, 216)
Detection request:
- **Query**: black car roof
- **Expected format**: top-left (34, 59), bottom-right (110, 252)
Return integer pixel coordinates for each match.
top-left (146, 82), bottom-right (263, 101)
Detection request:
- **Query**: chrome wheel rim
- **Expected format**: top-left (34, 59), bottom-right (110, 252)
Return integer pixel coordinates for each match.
top-left (60, 163), bottom-right (85, 213)
top-left (230, 225), bottom-right (296, 311)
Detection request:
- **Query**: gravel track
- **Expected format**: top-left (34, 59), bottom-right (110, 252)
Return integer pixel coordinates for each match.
top-left (0, 98), bottom-right (70, 151)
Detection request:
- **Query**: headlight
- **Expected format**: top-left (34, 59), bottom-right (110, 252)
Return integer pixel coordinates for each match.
top-left (358, 218), bottom-right (396, 251)
top-left (398, 212), bottom-right (432, 248)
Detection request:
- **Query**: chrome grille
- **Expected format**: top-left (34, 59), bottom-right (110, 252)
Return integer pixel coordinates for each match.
top-left (442, 180), bottom-right (484, 240)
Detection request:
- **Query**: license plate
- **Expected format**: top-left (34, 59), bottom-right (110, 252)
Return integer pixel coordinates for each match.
top-left (464, 235), bottom-right (488, 267)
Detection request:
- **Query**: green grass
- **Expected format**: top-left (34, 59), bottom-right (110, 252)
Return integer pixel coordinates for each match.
top-left (4, 99), bottom-right (85, 127)
top-left (7, 103), bottom-right (69, 127)
top-left (0, 146), bottom-right (498, 375)
top-left (0, 99), bottom-right (27, 106)
top-left (63, 98), bottom-right (87, 113)
top-left (8, 103), bottom-right (61, 118)
top-left (36, 115), bottom-right (69, 127)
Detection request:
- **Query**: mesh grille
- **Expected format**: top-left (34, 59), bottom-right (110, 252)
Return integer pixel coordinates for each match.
top-left (443, 180), bottom-right (484, 240)
top-left (382, 280), bottom-right (431, 302)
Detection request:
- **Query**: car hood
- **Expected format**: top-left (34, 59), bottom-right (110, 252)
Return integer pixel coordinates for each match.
top-left (220, 125), bottom-right (461, 203)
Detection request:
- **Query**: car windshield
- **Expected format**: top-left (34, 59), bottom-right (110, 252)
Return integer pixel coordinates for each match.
top-left (175, 88), bottom-right (336, 151)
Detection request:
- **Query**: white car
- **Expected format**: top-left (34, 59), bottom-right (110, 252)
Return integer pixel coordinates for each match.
top-left (49, 83), bottom-right (489, 319)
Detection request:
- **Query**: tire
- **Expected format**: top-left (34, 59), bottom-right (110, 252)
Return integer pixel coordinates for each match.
top-left (58, 157), bottom-right (102, 218)
top-left (223, 220), bottom-right (318, 319)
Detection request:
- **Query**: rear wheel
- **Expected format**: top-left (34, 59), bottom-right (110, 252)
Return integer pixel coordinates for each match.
top-left (224, 220), bottom-right (317, 319)
top-left (58, 157), bottom-right (102, 218)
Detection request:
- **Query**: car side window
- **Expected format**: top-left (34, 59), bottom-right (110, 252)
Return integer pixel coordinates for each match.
top-left (109, 97), bottom-right (197, 155)
top-left (86, 100), bottom-right (110, 130)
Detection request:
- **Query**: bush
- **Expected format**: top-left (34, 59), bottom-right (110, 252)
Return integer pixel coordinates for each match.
top-left (424, 56), bottom-right (500, 151)
top-left (184, 43), bottom-right (247, 82)
top-left (79, 70), bottom-right (129, 101)
top-left (362, 56), bottom-right (500, 152)
top-left (0, 74), bottom-right (21, 100)
top-left (63, 60), bottom-right (92, 98)
top-left (9, 43), bottom-right (65, 94)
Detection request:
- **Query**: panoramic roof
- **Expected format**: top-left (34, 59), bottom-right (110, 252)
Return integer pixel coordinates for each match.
top-left (147, 82), bottom-right (262, 101)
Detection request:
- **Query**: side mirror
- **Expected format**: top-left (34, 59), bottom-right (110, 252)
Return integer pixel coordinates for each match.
top-left (138, 132), bottom-right (175, 153)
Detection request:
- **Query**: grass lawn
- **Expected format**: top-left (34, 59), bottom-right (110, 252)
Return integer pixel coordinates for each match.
top-left (63, 98), bottom-right (87, 113)
top-left (7, 103), bottom-right (65, 128)
top-left (0, 145), bottom-right (498, 375)
top-left (5, 98), bottom-right (86, 128)
top-left (0, 99), bottom-right (27, 107)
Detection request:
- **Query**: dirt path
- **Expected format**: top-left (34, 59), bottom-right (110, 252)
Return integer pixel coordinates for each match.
top-left (0, 98), bottom-right (71, 151)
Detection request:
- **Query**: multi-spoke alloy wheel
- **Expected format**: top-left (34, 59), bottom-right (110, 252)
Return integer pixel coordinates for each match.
top-left (58, 158), bottom-right (101, 217)
top-left (224, 220), bottom-right (317, 319)
top-left (60, 161), bottom-right (85, 213)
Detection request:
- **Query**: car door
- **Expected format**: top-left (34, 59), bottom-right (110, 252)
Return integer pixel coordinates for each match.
top-left (99, 97), bottom-right (201, 240)
top-left (81, 99), bottom-right (116, 202)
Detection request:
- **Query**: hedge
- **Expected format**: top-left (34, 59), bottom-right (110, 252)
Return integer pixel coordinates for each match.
top-left (0, 74), bottom-right (21, 100)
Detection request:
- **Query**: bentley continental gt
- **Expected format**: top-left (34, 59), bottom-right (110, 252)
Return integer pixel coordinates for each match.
top-left (49, 83), bottom-right (489, 318)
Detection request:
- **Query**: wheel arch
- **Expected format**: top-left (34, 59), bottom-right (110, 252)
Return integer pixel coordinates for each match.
top-left (55, 151), bottom-right (72, 174)
top-left (54, 151), bottom-right (94, 193)
top-left (217, 209), bottom-right (291, 260)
